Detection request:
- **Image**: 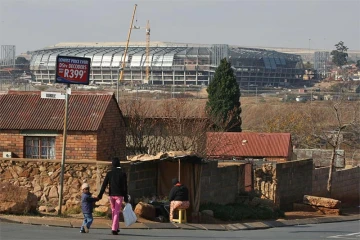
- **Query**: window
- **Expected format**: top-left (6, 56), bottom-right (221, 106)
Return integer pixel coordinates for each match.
top-left (25, 137), bottom-right (55, 159)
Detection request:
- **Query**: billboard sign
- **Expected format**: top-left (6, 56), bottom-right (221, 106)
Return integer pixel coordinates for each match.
top-left (55, 56), bottom-right (91, 85)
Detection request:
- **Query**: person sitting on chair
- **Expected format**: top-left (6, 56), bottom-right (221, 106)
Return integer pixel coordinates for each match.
top-left (168, 178), bottom-right (190, 222)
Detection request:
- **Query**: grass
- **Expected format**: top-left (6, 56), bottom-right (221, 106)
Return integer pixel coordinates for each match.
top-left (64, 206), bottom-right (81, 215)
top-left (93, 211), bottom-right (109, 218)
top-left (199, 202), bottom-right (284, 222)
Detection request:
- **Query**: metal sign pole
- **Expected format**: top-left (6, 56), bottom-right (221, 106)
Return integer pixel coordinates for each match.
top-left (58, 84), bottom-right (70, 215)
top-left (178, 159), bottom-right (181, 182)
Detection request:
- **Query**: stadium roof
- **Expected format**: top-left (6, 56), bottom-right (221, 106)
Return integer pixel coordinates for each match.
top-left (45, 41), bottom-right (213, 49)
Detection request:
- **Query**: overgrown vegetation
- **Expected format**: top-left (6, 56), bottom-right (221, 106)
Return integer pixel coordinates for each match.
top-left (199, 202), bottom-right (284, 221)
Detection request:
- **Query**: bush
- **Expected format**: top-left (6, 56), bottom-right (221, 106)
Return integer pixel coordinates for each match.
top-left (64, 206), bottom-right (81, 215)
top-left (199, 202), bottom-right (284, 221)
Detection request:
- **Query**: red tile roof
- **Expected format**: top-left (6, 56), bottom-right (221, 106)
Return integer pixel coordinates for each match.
top-left (0, 91), bottom-right (118, 131)
top-left (206, 132), bottom-right (292, 158)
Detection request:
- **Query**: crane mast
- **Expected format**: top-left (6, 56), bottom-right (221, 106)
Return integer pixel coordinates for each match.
top-left (145, 20), bottom-right (150, 83)
top-left (117, 4), bottom-right (137, 101)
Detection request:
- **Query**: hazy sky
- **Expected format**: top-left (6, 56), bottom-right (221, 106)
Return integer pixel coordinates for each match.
top-left (0, 0), bottom-right (359, 55)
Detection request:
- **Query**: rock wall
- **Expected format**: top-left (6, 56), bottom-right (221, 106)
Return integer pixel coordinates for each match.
top-left (0, 158), bottom-right (115, 212)
top-left (254, 163), bottom-right (277, 202)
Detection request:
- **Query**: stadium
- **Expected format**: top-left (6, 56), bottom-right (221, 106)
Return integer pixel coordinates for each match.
top-left (29, 42), bottom-right (304, 87)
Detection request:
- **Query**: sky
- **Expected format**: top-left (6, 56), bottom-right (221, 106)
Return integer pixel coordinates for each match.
top-left (0, 0), bottom-right (359, 55)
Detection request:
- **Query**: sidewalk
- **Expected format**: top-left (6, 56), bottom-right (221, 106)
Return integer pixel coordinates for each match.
top-left (0, 211), bottom-right (359, 231)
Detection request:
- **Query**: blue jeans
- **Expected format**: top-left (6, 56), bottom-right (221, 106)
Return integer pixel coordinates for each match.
top-left (81, 213), bottom-right (93, 230)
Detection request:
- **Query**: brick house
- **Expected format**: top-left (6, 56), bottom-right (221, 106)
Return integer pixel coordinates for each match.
top-left (206, 132), bottom-right (293, 162)
top-left (0, 91), bottom-right (126, 161)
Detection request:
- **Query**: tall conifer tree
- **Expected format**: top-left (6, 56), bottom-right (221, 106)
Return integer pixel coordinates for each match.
top-left (206, 58), bottom-right (242, 131)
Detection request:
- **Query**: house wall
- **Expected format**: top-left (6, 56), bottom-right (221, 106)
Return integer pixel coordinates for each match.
top-left (312, 166), bottom-right (360, 206)
top-left (97, 99), bottom-right (126, 161)
top-left (200, 161), bottom-right (247, 204)
top-left (60, 131), bottom-right (98, 160)
top-left (0, 130), bottom-right (98, 160)
top-left (275, 159), bottom-right (313, 211)
top-left (0, 130), bottom-right (24, 157)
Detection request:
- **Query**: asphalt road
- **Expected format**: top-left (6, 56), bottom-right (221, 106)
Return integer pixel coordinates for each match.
top-left (0, 221), bottom-right (359, 240)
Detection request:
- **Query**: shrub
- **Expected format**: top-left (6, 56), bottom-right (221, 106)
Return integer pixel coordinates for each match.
top-left (64, 206), bottom-right (81, 215)
top-left (199, 202), bottom-right (284, 221)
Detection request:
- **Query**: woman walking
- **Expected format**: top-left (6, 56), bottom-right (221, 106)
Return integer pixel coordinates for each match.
top-left (97, 157), bottom-right (128, 235)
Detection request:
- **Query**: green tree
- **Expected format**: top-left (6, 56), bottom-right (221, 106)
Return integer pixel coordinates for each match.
top-left (330, 41), bottom-right (348, 67)
top-left (15, 56), bottom-right (30, 70)
top-left (356, 60), bottom-right (360, 69)
top-left (303, 61), bottom-right (313, 69)
top-left (15, 56), bottom-right (29, 65)
top-left (206, 58), bottom-right (242, 132)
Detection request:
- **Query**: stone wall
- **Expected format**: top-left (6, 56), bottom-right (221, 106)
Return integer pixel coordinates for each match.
top-left (0, 158), bottom-right (109, 211)
top-left (254, 163), bottom-right (277, 202)
top-left (0, 158), bottom-right (157, 212)
top-left (200, 161), bottom-right (247, 204)
top-left (275, 159), bottom-right (313, 211)
top-left (312, 166), bottom-right (360, 205)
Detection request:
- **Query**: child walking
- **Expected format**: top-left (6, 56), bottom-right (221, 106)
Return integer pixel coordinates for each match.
top-left (80, 183), bottom-right (98, 233)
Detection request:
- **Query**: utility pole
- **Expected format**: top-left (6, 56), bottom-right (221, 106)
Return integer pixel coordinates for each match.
top-left (308, 38), bottom-right (311, 63)
top-left (58, 84), bottom-right (70, 215)
top-left (255, 86), bottom-right (258, 104)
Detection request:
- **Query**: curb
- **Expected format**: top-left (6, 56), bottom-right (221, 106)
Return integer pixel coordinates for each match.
top-left (1, 214), bottom-right (359, 231)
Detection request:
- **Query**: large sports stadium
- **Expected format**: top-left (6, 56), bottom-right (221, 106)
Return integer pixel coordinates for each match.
top-left (29, 42), bottom-right (304, 87)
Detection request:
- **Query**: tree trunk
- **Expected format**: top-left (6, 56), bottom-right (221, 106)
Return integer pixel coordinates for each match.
top-left (327, 146), bottom-right (336, 197)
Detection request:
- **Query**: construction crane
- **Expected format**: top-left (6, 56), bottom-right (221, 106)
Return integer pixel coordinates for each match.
top-left (117, 4), bottom-right (137, 102)
top-left (133, 20), bottom-right (151, 84)
top-left (145, 20), bottom-right (150, 84)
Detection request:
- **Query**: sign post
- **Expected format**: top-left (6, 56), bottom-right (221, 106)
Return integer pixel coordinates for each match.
top-left (55, 55), bottom-right (90, 215)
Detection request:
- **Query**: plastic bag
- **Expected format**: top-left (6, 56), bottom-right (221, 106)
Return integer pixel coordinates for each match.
top-left (123, 203), bottom-right (137, 227)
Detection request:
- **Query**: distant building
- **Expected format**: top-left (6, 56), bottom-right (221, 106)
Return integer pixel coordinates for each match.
top-left (314, 51), bottom-right (330, 76)
top-left (29, 42), bottom-right (304, 88)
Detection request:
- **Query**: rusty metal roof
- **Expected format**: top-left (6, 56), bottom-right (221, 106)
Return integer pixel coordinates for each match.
top-left (207, 132), bottom-right (292, 158)
top-left (0, 91), bottom-right (117, 131)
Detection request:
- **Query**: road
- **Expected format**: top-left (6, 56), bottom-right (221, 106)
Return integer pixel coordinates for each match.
top-left (0, 221), bottom-right (359, 240)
